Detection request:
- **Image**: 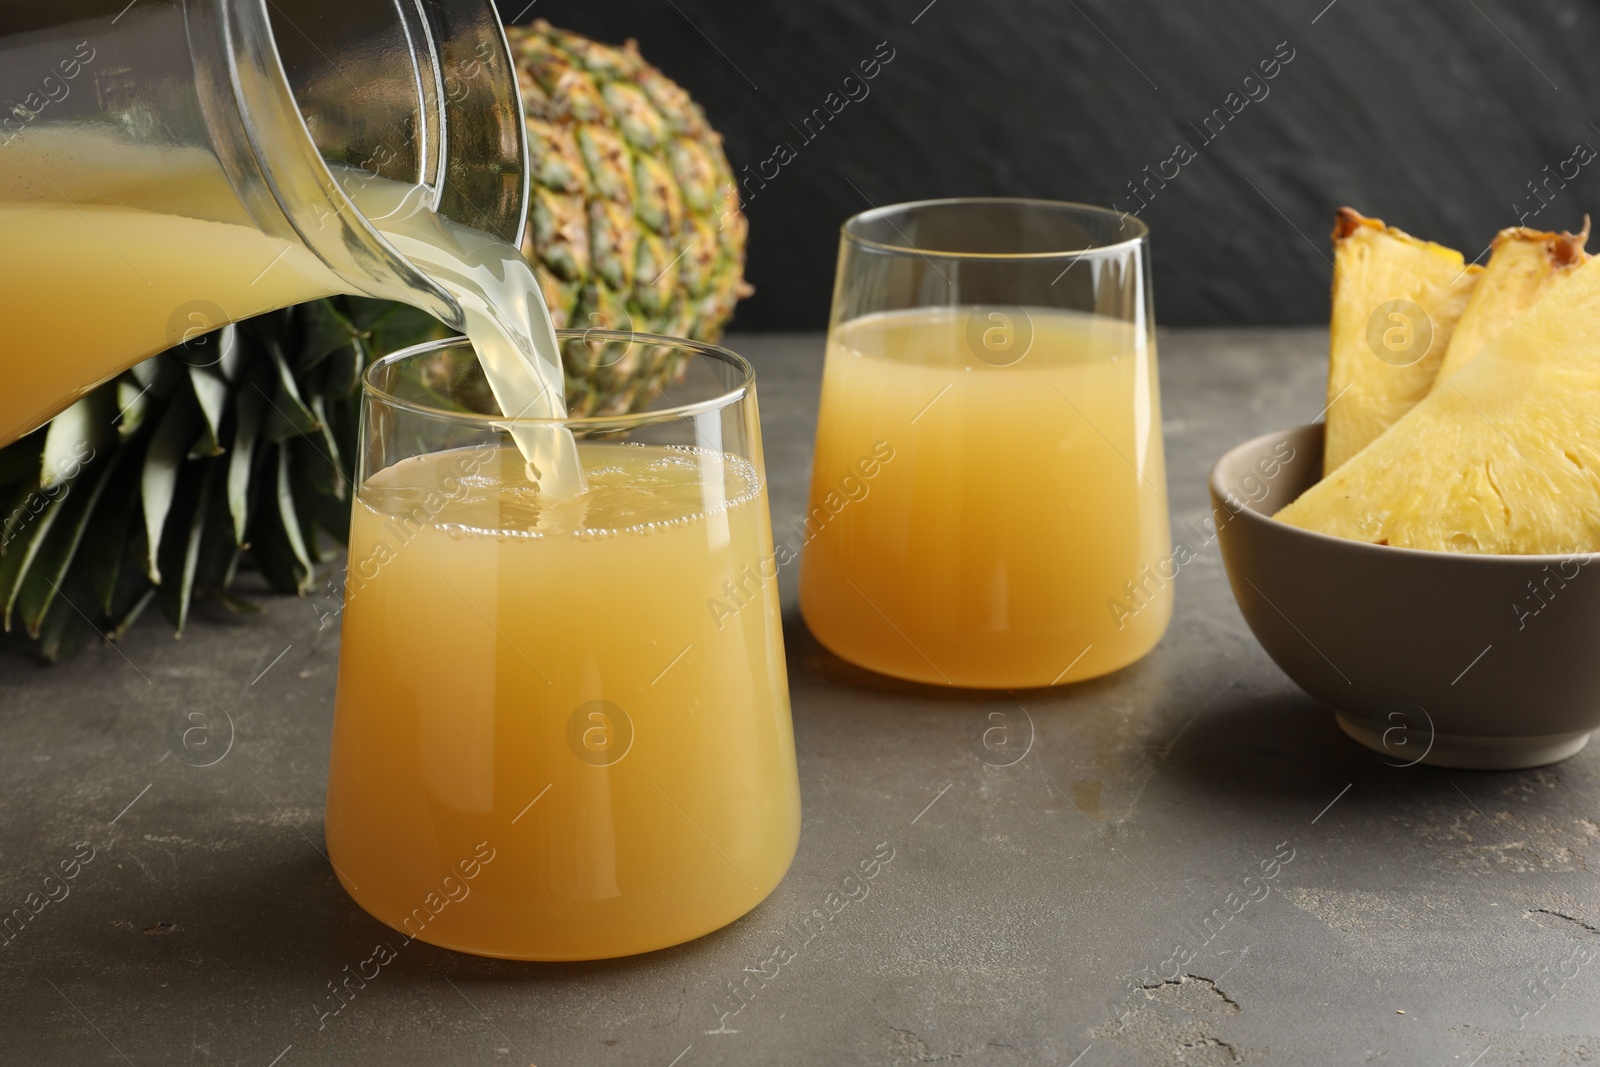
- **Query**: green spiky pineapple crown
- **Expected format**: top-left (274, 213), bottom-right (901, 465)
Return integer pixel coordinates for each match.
top-left (0, 22), bottom-right (749, 660)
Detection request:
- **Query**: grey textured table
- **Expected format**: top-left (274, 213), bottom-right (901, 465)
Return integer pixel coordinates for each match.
top-left (3, 329), bottom-right (1597, 1066)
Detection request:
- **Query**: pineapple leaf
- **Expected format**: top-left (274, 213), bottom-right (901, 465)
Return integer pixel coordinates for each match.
top-left (250, 445), bottom-right (316, 595)
top-left (17, 454), bottom-right (119, 636)
top-left (132, 355), bottom-right (185, 401)
top-left (156, 461), bottom-right (219, 636)
top-left (294, 404), bottom-right (346, 500)
top-left (289, 475), bottom-right (339, 563)
top-left (36, 563), bottom-right (99, 663)
top-left (129, 359), bottom-right (161, 390)
top-left (140, 388), bottom-right (200, 585)
top-left (188, 364), bottom-right (230, 459)
top-left (0, 484), bottom-right (66, 632)
top-left (216, 324), bottom-right (245, 382)
top-left (0, 482), bottom-right (35, 555)
top-left (0, 431), bottom-right (45, 489)
top-left (193, 466), bottom-right (241, 596)
top-left (276, 446), bottom-right (315, 590)
top-left (89, 465), bottom-right (142, 616)
top-left (362, 299), bottom-right (447, 355)
top-left (228, 375), bottom-right (266, 545)
top-left (302, 477), bottom-right (352, 545)
top-left (262, 341), bottom-right (320, 441)
top-left (105, 531), bottom-right (153, 632)
top-left (115, 377), bottom-right (152, 439)
top-left (107, 586), bottom-right (156, 641)
top-left (314, 336), bottom-right (365, 400)
top-left (41, 394), bottom-right (109, 488)
top-left (325, 391), bottom-right (360, 469)
top-left (294, 301), bottom-right (361, 372)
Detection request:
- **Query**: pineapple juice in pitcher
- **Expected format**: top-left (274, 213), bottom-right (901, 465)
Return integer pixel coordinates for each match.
top-left (0, 0), bottom-right (527, 445)
top-left (0, 139), bottom-right (344, 444)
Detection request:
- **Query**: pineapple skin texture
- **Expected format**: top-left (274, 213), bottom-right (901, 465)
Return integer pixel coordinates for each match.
top-left (1278, 253), bottom-right (1600, 554)
top-left (507, 21), bottom-right (752, 415)
top-left (1431, 225), bottom-right (1589, 388)
top-left (1323, 210), bottom-right (1480, 474)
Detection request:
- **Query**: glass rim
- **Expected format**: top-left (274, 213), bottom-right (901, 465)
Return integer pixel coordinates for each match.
top-left (840, 197), bottom-right (1148, 260)
top-left (362, 329), bottom-right (754, 428)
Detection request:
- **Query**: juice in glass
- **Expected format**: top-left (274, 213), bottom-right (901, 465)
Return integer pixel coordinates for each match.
top-left (325, 341), bottom-right (801, 960)
top-left (800, 304), bottom-right (1171, 688)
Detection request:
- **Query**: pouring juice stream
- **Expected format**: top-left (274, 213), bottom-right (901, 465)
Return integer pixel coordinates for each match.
top-left (341, 170), bottom-right (585, 498)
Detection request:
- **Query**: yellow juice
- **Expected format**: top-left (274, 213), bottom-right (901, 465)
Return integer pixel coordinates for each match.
top-left (325, 443), bottom-right (800, 960)
top-left (0, 142), bottom-right (344, 445)
top-left (800, 306), bottom-right (1171, 688)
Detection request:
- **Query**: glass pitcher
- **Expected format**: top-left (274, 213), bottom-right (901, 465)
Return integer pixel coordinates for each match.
top-left (0, 0), bottom-right (527, 447)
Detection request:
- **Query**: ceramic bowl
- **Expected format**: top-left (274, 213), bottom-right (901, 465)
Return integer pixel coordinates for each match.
top-left (1210, 423), bottom-right (1600, 769)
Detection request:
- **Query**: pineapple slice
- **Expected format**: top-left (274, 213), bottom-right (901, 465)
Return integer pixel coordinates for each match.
top-left (1276, 251), bottom-right (1600, 554)
top-left (1431, 220), bottom-right (1589, 388)
top-left (1323, 208), bottom-right (1482, 474)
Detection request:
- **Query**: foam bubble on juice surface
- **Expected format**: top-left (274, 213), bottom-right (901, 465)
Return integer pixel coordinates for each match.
top-left (362, 444), bottom-right (761, 539)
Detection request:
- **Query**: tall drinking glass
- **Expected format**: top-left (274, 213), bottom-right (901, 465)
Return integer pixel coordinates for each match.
top-left (800, 199), bottom-right (1171, 688)
top-left (326, 331), bottom-right (801, 960)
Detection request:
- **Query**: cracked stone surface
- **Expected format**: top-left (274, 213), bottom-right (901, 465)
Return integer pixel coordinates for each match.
top-left (1, 330), bottom-right (1598, 1064)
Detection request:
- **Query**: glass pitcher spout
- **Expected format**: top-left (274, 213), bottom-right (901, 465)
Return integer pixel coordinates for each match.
top-left (0, 0), bottom-right (528, 447)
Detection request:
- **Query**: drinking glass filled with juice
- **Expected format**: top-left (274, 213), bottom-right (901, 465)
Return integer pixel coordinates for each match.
top-left (326, 333), bottom-right (801, 960)
top-left (800, 199), bottom-right (1171, 688)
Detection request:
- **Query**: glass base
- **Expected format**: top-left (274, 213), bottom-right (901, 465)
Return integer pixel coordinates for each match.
top-left (327, 833), bottom-right (798, 961)
top-left (800, 599), bottom-right (1169, 690)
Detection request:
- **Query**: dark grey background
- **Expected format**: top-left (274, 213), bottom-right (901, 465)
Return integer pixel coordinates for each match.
top-left (501, 0), bottom-right (1600, 330)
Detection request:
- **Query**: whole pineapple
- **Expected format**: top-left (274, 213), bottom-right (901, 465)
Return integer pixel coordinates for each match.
top-left (509, 20), bottom-right (753, 414)
top-left (0, 23), bottom-right (750, 660)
